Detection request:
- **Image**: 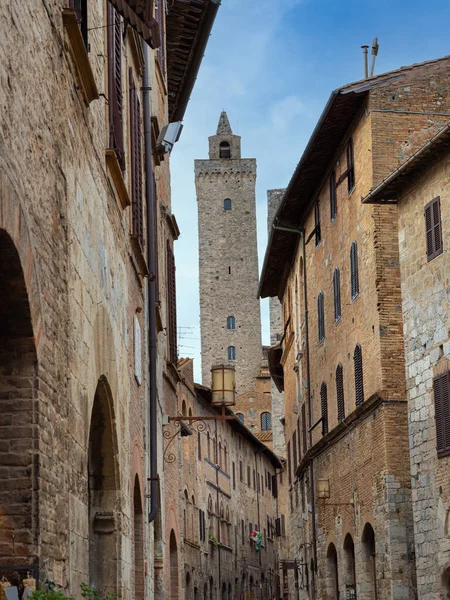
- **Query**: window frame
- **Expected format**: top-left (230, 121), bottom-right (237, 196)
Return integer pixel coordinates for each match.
top-left (350, 241), bottom-right (359, 301)
top-left (347, 138), bottom-right (355, 193)
top-left (333, 267), bottom-right (341, 322)
top-left (226, 315), bottom-right (236, 330)
top-left (336, 364), bottom-right (345, 422)
top-left (219, 141), bottom-right (231, 159)
top-left (314, 200), bottom-right (321, 246)
top-left (320, 382), bottom-right (328, 435)
top-left (433, 371), bottom-right (450, 457)
top-left (354, 344), bottom-right (364, 407)
top-left (318, 291), bottom-right (325, 343)
top-left (261, 412), bottom-right (272, 431)
top-left (228, 345), bottom-right (236, 361)
top-left (425, 196), bottom-right (443, 261)
top-left (330, 170), bottom-right (337, 221)
top-left (224, 198), bottom-right (232, 211)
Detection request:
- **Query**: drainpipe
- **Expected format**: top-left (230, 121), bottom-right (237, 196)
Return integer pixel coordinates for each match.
top-left (143, 45), bottom-right (159, 524)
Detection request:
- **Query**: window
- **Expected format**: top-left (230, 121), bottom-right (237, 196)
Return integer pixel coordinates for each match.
top-left (354, 344), bottom-right (364, 406)
top-left (241, 519), bottom-right (245, 544)
top-left (107, 5), bottom-right (125, 170)
top-left (333, 268), bottom-right (341, 322)
top-left (198, 431), bottom-right (202, 460)
top-left (207, 432), bottom-right (210, 458)
top-left (315, 200), bottom-right (321, 246)
top-left (350, 242), bottom-right (359, 301)
top-left (247, 466), bottom-right (251, 487)
top-left (297, 418), bottom-right (301, 459)
top-left (228, 346), bottom-right (236, 361)
top-left (425, 197), bottom-right (443, 261)
top-left (155, 0), bottom-right (166, 78)
top-left (347, 138), bottom-right (355, 192)
top-left (232, 462), bottom-right (236, 489)
top-left (318, 291), bottom-right (325, 343)
top-left (166, 241), bottom-right (177, 363)
top-left (227, 316), bottom-right (235, 330)
top-left (71, 0), bottom-right (88, 48)
top-left (236, 412), bottom-right (244, 424)
top-left (239, 460), bottom-right (243, 482)
top-left (330, 170), bottom-right (337, 221)
top-left (223, 198), bottom-right (232, 211)
top-left (301, 404), bottom-right (307, 454)
top-left (129, 71), bottom-right (144, 250)
top-left (287, 440), bottom-right (292, 485)
top-left (336, 364), bottom-right (345, 422)
top-left (433, 372), bottom-right (450, 457)
top-left (292, 431), bottom-right (297, 471)
top-left (220, 141), bottom-right (231, 158)
top-left (253, 469), bottom-right (256, 490)
top-left (321, 382), bottom-right (328, 435)
top-left (261, 412), bottom-right (271, 431)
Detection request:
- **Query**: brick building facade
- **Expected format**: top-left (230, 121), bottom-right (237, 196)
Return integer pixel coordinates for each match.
top-left (0, 0), bottom-right (218, 597)
top-left (363, 126), bottom-right (450, 600)
top-left (259, 57), bottom-right (450, 599)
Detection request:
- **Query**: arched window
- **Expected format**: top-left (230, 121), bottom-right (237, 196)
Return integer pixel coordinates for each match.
top-left (181, 399), bottom-right (187, 416)
top-left (318, 292), bottom-right (325, 343)
top-left (223, 198), bottom-right (232, 210)
top-left (354, 344), bottom-right (364, 406)
top-left (226, 315), bottom-right (235, 329)
top-left (220, 141), bottom-right (231, 158)
top-left (320, 382), bottom-right (328, 435)
top-left (333, 268), bottom-right (341, 322)
top-left (330, 170), bottom-right (337, 221)
top-left (350, 241), bottom-right (359, 300)
top-left (261, 412), bottom-right (272, 431)
top-left (326, 543), bottom-right (339, 600)
top-left (336, 364), bottom-right (345, 422)
top-left (347, 138), bottom-right (355, 192)
top-left (361, 523), bottom-right (377, 597)
top-left (236, 413), bottom-right (244, 424)
top-left (343, 534), bottom-right (356, 593)
top-left (228, 346), bottom-right (236, 361)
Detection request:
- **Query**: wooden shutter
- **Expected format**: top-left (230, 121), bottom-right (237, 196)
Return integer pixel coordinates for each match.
top-left (350, 242), bottom-right (359, 300)
top-left (315, 201), bottom-right (321, 245)
top-left (275, 518), bottom-right (281, 537)
top-left (347, 138), bottom-right (355, 192)
top-left (354, 344), bottom-right (364, 406)
top-left (425, 197), bottom-right (443, 261)
top-left (198, 431), bottom-right (201, 460)
top-left (336, 364), bottom-right (345, 421)
top-left (293, 431), bottom-right (298, 471)
top-left (152, 176), bottom-right (160, 303)
top-left (330, 170), bottom-right (337, 221)
top-left (232, 462), bottom-right (236, 489)
top-left (107, 5), bottom-right (124, 170)
top-left (321, 382), bottom-right (328, 435)
top-left (129, 71), bottom-right (144, 249)
top-left (333, 267), bottom-right (341, 322)
top-left (297, 418), bottom-right (301, 459)
top-left (434, 372), bottom-right (450, 457)
top-left (166, 240), bottom-right (177, 363)
top-left (301, 403), bottom-right (307, 454)
top-left (287, 440), bottom-right (292, 485)
top-left (318, 292), bottom-right (325, 342)
top-left (272, 474), bottom-right (277, 498)
top-left (155, 0), bottom-right (166, 78)
top-left (71, 0), bottom-right (88, 47)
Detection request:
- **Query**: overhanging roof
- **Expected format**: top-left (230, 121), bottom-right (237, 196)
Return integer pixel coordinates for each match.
top-left (258, 55), bottom-right (450, 300)
top-left (166, 0), bottom-right (220, 122)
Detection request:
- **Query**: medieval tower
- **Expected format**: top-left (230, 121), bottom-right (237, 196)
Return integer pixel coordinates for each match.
top-left (195, 112), bottom-right (263, 396)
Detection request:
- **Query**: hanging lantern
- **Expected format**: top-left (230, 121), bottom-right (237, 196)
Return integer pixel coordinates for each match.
top-left (316, 478), bottom-right (330, 499)
top-left (211, 364), bottom-right (236, 407)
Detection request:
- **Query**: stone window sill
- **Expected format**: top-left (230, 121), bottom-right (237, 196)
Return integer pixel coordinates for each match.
top-left (106, 149), bottom-right (131, 210)
top-left (130, 236), bottom-right (149, 278)
top-left (62, 9), bottom-right (99, 106)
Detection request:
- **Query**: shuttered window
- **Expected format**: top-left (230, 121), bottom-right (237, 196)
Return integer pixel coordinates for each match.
top-left (155, 0), bottom-right (166, 78)
top-left (315, 200), bottom-right (321, 246)
top-left (434, 372), bottom-right (450, 457)
top-left (347, 138), bottom-right (355, 192)
top-left (301, 403), bottom-right (307, 454)
top-left (71, 0), bottom-right (88, 48)
top-left (350, 242), bottom-right (359, 300)
top-left (333, 267), bottom-right (341, 322)
top-left (261, 412), bottom-right (271, 431)
top-left (198, 431), bottom-right (201, 460)
top-left (330, 170), bottom-right (337, 221)
top-left (166, 240), bottom-right (177, 363)
top-left (107, 5), bottom-right (125, 170)
top-left (321, 382), bottom-right (328, 435)
top-left (354, 344), bottom-right (364, 406)
top-left (293, 431), bottom-right (298, 471)
top-left (336, 364), bottom-right (345, 421)
top-left (318, 291), bottom-right (325, 343)
top-left (287, 440), bottom-right (292, 485)
top-left (129, 71), bottom-right (144, 250)
top-left (297, 418), bottom-right (301, 459)
top-left (239, 460), bottom-right (243, 482)
top-left (153, 176), bottom-right (160, 303)
top-left (425, 197), bottom-right (443, 261)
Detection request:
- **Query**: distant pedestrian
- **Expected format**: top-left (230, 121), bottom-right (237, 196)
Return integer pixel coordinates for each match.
top-left (9, 573), bottom-right (33, 600)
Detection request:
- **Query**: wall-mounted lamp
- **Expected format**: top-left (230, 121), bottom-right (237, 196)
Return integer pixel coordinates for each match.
top-left (316, 478), bottom-right (330, 499)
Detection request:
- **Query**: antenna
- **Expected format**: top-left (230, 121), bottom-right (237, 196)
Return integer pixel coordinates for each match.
top-left (369, 37), bottom-right (379, 77)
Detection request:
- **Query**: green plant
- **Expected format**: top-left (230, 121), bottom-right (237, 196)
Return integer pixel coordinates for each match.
top-left (32, 590), bottom-right (73, 600)
top-left (80, 584), bottom-right (116, 600)
top-left (208, 531), bottom-right (218, 547)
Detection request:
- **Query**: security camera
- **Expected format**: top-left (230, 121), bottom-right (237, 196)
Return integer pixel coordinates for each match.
top-left (156, 121), bottom-right (183, 155)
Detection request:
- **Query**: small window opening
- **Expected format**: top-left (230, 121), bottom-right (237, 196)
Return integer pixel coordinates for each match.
top-left (347, 139), bottom-right (355, 192)
top-left (226, 316), bottom-right (235, 330)
top-left (220, 141), bottom-right (231, 159)
top-left (261, 412), bottom-right (272, 431)
top-left (224, 198), bottom-right (232, 210)
top-left (228, 346), bottom-right (236, 361)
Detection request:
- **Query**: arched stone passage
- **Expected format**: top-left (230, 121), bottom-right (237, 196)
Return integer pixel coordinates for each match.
top-left (133, 475), bottom-right (144, 600)
top-left (441, 566), bottom-right (450, 598)
top-left (361, 523), bottom-right (377, 600)
top-left (88, 377), bottom-right (119, 595)
top-left (326, 543), bottom-right (339, 599)
top-left (170, 530), bottom-right (179, 600)
top-left (343, 533), bottom-right (356, 592)
top-left (0, 229), bottom-right (37, 565)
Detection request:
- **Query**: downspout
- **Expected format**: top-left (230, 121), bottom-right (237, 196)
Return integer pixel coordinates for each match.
top-left (143, 46), bottom-right (159, 524)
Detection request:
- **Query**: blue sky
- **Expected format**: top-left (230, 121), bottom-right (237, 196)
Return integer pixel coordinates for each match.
top-left (170, 0), bottom-right (450, 382)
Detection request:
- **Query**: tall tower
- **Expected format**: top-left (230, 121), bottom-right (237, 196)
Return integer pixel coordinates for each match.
top-left (195, 112), bottom-right (262, 395)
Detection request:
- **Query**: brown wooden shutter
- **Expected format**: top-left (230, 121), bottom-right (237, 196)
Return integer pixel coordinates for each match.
top-left (108, 5), bottom-right (124, 170)
top-left (153, 176), bottom-right (160, 303)
top-left (350, 242), bottom-right (359, 300)
top-left (129, 71), bottom-right (144, 249)
top-left (318, 291), bottom-right (325, 342)
top-left (155, 0), bottom-right (166, 78)
top-left (336, 363), bottom-right (345, 421)
top-left (272, 474), bottom-right (277, 498)
top-left (434, 372), bottom-right (450, 457)
top-left (347, 138), bottom-right (355, 192)
top-left (354, 344), bottom-right (364, 406)
top-left (301, 403), bottom-right (307, 454)
top-left (333, 267), bottom-right (341, 322)
top-left (425, 197), bottom-right (443, 261)
top-left (71, 0), bottom-right (88, 47)
top-left (321, 382), bottom-right (328, 435)
top-left (297, 417), bottom-right (301, 459)
top-left (293, 431), bottom-right (297, 471)
top-left (287, 440), bottom-right (292, 485)
top-left (232, 462), bottom-right (236, 489)
top-left (166, 240), bottom-right (177, 363)
top-left (315, 200), bottom-right (321, 245)
top-left (330, 170), bottom-right (337, 221)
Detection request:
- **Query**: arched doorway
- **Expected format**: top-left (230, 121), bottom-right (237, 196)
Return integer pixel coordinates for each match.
top-left (361, 523), bottom-right (377, 599)
top-left (88, 377), bottom-right (119, 595)
top-left (133, 475), bottom-right (144, 600)
top-left (209, 576), bottom-right (214, 600)
top-left (185, 572), bottom-right (191, 600)
top-left (343, 533), bottom-right (356, 594)
top-left (221, 582), bottom-right (226, 600)
top-left (0, 229), bottom-right (37, 563)
top-left (170, 530), bottom-right (179, 600)
top-left (441, 567), bottom-right (450, 598)
top-left (326, 543), bottom-right (339, 599)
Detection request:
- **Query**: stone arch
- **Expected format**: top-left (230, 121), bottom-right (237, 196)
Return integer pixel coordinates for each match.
top-left (170, 530), bottom-right (179, 600)
top-left (343, 533), bottom-right (356, 592)
top-left (326, 543), bottom-right (339, 600)
top-left (441, 566), bottom-right (450, 598)
top-left (360, 523), bottom-right (377, 600)
top-left (133, 474), bottom-right (144, 600)
top-left (88, 376), bottom-right (120, 595)
top-left (0, 229), bottom-right (38, 565)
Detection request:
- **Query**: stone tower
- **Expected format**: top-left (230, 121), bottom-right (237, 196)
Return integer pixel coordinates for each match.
top-left (195, 112), bottom-right (262, 395)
